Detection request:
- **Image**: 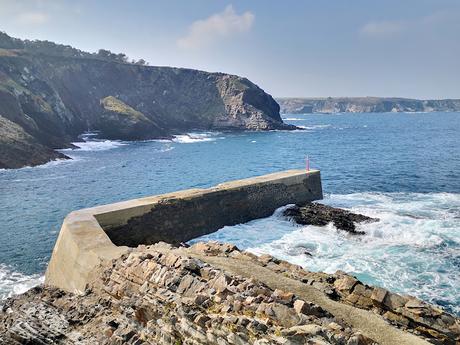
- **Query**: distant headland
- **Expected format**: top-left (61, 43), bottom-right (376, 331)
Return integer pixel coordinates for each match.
top-left (277, 97), bottom-right (460, 114)
top-left (0, 32), bottom-right (292, 169)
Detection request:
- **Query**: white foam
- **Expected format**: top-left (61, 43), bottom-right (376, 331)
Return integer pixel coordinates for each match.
top-left (302, 124), bottom-right (331, 130)
top-left (62, 140), bottom-right (127, 152)
top-left (171, 132), bottom-right (224, 144)
top-left (192, 192), bottom-right (460, 314)
top-left (0, 265), bottom-right (44, 302)
top-left (158, 146), bottom-right (175, 152)
top-left (3, 157), bottom-right (80, 172)
top-left (282, 117), bottom-right (305, 121)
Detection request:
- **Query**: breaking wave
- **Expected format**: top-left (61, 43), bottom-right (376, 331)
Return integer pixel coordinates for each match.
top-left (62, 140), bottom-right (127, 152)
top-left (192, 192), bottom-right (460, 315)
top-left (0, 265), bottom-right (44, 302)
top-left (171, 132), bottom-right (224, 143)
top-left (282, 117), bottom-right (305, 121)
top-left (298, 124), bottom-right (332, 130)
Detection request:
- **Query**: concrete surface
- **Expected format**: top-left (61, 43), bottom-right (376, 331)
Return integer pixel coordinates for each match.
top-left (45, 169), bottom-right (322, 293)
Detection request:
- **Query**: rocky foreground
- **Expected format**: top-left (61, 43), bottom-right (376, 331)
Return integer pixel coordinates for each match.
top-left (1, 242), bottom-right (458, 345)
top-left (0, 32), bottom-right (292, 169)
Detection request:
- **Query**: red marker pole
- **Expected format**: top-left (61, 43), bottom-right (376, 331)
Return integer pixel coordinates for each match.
top-left (306, 156), bottom-right (310, 172)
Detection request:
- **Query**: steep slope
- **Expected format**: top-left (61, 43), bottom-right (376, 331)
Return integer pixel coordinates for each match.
top-left (0, 32), bottom-right (290, 168)
top-left (277, 97), bottom-right (460, 114)
top-left (0, 115), bottom-right (67, 169)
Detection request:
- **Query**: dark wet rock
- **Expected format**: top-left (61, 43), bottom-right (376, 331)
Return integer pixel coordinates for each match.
top-left (284, 203), bottom-right (378, 234)
top-left (0, 115), bottom-right (69, 169)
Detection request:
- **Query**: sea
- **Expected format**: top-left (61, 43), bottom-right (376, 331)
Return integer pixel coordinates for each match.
top-left (1, 112), bottom-right (459, 315)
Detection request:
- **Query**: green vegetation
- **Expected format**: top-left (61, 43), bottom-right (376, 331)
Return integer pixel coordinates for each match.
top-left (101, 96), bottom-right (148, 120)
top-left (0, 77), bottom-right (29, 95)
top-left (0, 31), bottom-right (149, 65)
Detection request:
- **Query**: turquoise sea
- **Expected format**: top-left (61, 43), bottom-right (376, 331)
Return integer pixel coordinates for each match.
top-left (1, 112), bottom-right (459, 314)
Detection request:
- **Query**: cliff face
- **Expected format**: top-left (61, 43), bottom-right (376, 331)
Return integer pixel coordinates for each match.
top-left (0, 115), bottom-right (67, 169)
top-left (277, 97), bottom-right (460, 114)
top-left (0, 32), bottom-right (289, 169)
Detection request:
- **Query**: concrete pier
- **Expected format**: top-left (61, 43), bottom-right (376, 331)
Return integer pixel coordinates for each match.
top-left (45, 169), bottom-right (323, 293)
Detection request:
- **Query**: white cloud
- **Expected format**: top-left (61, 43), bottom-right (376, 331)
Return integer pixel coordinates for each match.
top-left (360, 20), bottom-right (404, 37)
top-left (177, 5), bottom-right (254, 49)
top-left (15, 12), bottom-right (49, 25)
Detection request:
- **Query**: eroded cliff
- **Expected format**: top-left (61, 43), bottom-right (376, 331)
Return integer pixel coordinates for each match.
top-left (0, 32), bottom-right (290, 168)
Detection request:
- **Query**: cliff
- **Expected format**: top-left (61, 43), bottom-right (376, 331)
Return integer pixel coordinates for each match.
top-left (277, 97), bottom-right (460, 114)
top-left (0, 32), bottom-right (291, 169)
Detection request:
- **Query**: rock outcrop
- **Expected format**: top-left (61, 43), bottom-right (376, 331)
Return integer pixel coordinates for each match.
top-left (0, 115), bottom-right (68, 169)
top-left (1, 242), bottom-right (458, 344)
top-left (284, 203), bottom-right (378, 234)
top-left (0, 32), bottom-right (292, 168)
top-left (277, 97), bottom-right (460, 114)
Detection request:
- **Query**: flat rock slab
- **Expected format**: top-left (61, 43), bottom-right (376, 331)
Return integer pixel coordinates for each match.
top-left (284, 203), bottom-right (378, 234)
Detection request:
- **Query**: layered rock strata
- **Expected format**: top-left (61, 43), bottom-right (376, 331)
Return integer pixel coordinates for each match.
top-left (2, 242), bottom-right (458, 344)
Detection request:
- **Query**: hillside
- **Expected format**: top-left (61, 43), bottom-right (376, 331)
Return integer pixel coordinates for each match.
top-left (277, 97), bottom-right (460, 114)
top-left (0, 32), bottom-right (291, 169)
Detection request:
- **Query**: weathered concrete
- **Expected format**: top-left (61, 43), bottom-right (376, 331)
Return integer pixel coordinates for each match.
top-left (45, 170), bottom-right (322, 293)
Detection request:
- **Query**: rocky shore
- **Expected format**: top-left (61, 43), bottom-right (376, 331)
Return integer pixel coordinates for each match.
top-left (284, 203), bottom-right (378, 234)
top-left (0, 32), bottom-right (293, 169)
top-left (1, 242), bottom-right (458, 344)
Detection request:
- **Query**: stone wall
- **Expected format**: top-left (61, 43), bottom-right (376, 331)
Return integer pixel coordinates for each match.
top-left (45, 170), bottom-right (322, 293)
top-left (103, 170), bottom-right (323, 247)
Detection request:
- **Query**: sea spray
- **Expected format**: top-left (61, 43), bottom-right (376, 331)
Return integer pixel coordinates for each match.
top-left (192, 192), bottom-right (460, 315)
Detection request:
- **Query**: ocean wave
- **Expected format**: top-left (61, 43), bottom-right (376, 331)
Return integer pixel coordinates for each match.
top-left (0, 265), bottom-right (44, 302)
top-left (0, 157), bottom-right (79, 173)
top-left (61, 140), bottom-right (127, 152)
top-left (191, 192), bottom-right (460, 315)
top-left (301, 124), bottom-right (332, 130)
top-left (171, 132), bottom-right (224, 144)
top-left (282, 117), bottom-right (305, 121)
top-left (158, 146), bottom-right (175, 152)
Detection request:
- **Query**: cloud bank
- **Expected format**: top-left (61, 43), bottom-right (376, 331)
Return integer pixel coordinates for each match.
top-left (15, 12), bottom-right (49, 25)
top-left (178, 5), bottom-right (254, 49)
top-left (360, 20), bottom-right (404, 37)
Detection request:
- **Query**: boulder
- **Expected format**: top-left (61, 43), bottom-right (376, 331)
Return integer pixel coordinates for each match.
top-left (284, 203), bottom-right (378, 234)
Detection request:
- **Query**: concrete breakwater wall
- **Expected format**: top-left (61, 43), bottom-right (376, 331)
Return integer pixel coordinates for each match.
top-left (45, 170), bottom-right (323, 293)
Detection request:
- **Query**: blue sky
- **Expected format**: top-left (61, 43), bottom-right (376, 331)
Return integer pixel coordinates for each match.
top-left (1, 0), bottom-right (459, 98)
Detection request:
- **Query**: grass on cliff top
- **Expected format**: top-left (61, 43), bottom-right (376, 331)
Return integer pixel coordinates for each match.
top-left (101, 96), bottom-right (149, 121)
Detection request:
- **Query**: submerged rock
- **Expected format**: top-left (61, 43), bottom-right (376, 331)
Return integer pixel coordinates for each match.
top-left (284, 203), bottom-right (378, 234)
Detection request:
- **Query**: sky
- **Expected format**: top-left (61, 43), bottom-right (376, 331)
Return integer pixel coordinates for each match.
top-left (0, 0), bottom-right (459, 99)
